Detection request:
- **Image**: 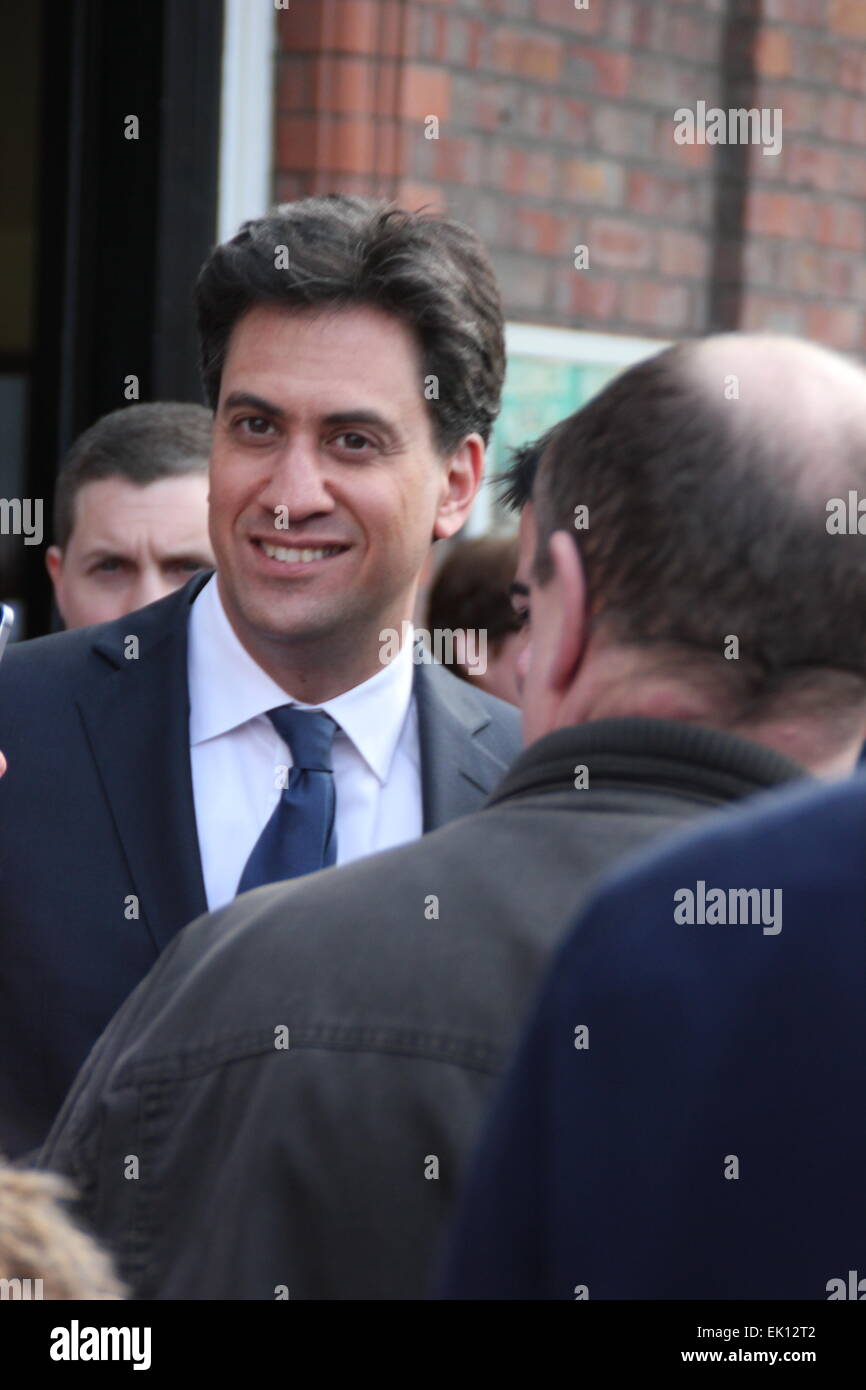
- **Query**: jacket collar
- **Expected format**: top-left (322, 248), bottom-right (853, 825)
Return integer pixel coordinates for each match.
top-left (487, 717), bottom-right (808, 810)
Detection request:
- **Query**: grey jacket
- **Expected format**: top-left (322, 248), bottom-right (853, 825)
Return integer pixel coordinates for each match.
top-left (40, 719), bottom-right (806, 1300)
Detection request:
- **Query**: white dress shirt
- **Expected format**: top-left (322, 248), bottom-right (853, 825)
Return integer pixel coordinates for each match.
top-left (187, 574), bottom-right (422, 910)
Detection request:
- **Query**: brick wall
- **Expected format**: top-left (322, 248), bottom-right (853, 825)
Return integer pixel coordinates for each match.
top-left (275, 0), bottom-right (866, 351)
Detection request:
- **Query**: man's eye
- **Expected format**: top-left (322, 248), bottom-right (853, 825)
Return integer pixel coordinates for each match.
top-left (238, 416), bottom-right (273, 435)
top-left (513, 605), bottom-right (530, 628)
top-left (95, 559), bottom-right (123, 573)
top-left (334, 432), bottom-right (372, 452)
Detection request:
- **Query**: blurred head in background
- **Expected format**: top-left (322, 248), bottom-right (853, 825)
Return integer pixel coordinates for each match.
top-left (426, 535), bottom-right (523, 706)
top-left (46, 402), bottom-right (214, 629)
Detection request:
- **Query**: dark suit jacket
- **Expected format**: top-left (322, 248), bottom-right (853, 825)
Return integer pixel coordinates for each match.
top-left (441, 773), bottom-right (866, 1300)
top-left (0, 571), bottom-right (520, 1157)
top-left (38, 719), bottom-right (806, 1298)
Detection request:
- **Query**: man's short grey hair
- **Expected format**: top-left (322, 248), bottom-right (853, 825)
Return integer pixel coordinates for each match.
top-left (53, 402), bottom-right (213, 549)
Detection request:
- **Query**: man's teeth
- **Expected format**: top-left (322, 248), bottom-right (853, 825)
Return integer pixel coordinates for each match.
top-left (260, 543), bottom-right (343, 564)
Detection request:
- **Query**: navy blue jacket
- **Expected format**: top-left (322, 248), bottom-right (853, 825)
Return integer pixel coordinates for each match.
top-left (0, 572), bottom-right (520, 1158)
top-left (442, 774), bottom-right (866, 1300)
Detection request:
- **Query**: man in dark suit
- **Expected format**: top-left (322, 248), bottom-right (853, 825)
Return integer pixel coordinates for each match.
top-left (0, 195), bottom-right (520, 1157)
top-left (38, 333), bottom-right (866, 1298)
top-left (442, 771), bottom-right (866, 1300)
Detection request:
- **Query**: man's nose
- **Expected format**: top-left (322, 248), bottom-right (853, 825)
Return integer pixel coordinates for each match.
top-left (258, 442), bottom-right (334, 524)
top-left (131, 569), bottom-right (174, 611)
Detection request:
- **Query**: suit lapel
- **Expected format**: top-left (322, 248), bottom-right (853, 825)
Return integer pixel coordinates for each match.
top-left (76, 574), bottom-right (210, 952)
top-left (414, 661), bottom-right (513, 830)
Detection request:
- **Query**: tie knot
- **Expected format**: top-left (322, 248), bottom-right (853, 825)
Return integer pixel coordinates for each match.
top-left (269, 706), bottom-right (337, 772)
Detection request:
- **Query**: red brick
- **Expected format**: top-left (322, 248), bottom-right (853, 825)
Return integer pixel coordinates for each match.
top-left (401, 65), bottom-right (453, 122)
top-left (278, 2), bottom-right (325, 53)
top-left (838, 152), bottom-right (866, 197)
top-left (561, 157), bottom-right (624, 206)
top-left (805, 304), bottom-right (860, 349)
top-left (533, 0), bottom-right (604, 34)
top-left (513, 208), bottom-right (567, 256)
top-left (569, 44), bottom-right (632, 97)
top-left (830, 0), bottom-right (866, 38)
top-left (395, 180), bottom-right (448, 214)
top-left (783, 143), bottom-right (840, 192)
top-left (739, 295), bottom-right (806, 335)
top-left (432, 135), bottom-right (482, 184)
top-left (276, 57), bottom-right (313, 113)
top-left (588, 217), bottom-right (654, 271)
top-left (658, 229), bottom-right (710, 279)
top-left (837, 48), bottom-right (866, 96)
top-left (745, 191), bottom-right (816, 239)
top-left (313, 57), bottom-right (376, 115)
top-left (626, 170), bottom-right (705, 223)
top-left (814, 201), bottom-right (864, 250)
top-left (277, 115), bottom-right (382, 176)
top-left (491, 28), bottom-right (563, 81)
top-left (623, 280), bottom-right (691, 331)
top-left (819, 94), bottom-right (866, 144)
top-left (554, 271), bottom-right (621, 323)
top-left (789, 32), bottom-right (836, 84)
top-left (604, 0), bottom-right (638, 44)
top-left (763, 0), bottom-right (826, 25)
top-left (492, 255), bottom-right (550, 313)
top-left (276, 116), bottom-right (319, 171)
top-left (755, 28), bottom-right (793, 78)
top-left (275, 172), bottom-right (312, 203)
top-left (280, 0), bottom-right (380, 54)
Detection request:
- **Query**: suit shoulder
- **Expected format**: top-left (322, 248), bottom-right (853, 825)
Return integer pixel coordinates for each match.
top-left (416, 661), bottom-right (520, 742)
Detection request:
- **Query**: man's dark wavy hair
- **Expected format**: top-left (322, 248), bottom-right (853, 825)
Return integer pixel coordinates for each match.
top-left (195, 194), bottom-right (506, 453)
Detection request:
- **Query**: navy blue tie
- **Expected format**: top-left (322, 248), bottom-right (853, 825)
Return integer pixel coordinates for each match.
top-left (236, 706), bottom-right (338, 894)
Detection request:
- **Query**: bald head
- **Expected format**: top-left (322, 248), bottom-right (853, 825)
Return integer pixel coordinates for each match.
top-left (680, 333), bottom-right (866, 505)
top-left (528, 331), bottom-right (866, 760)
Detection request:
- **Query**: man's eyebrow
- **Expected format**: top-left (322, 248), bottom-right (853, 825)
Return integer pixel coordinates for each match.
top-left (79, 549), bottom-right (128, 564)
top-left (221, 391), bottom-right (285, 419)
top-left (509, 581), bottom-right (530, 598)
top-left (221, 396), bottom-right (402, 441)
top-left (321, 409), bottom-right (399, 436)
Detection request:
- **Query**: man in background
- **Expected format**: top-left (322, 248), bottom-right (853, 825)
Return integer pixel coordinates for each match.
top-left (46, 402), bottom-right (214, 628)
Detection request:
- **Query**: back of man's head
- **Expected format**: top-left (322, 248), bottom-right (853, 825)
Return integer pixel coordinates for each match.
top-left (528, 333), bottom-right (866, 772)
top-left (194, 194), bottom-right (506, 453)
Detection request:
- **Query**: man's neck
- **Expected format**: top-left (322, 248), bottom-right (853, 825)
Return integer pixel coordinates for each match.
top-left (566, 658), bottom-right (863, 780)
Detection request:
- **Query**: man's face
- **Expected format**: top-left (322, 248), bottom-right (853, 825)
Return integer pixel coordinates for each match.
top-left (46, 474), bottom-right (213, 628)
top-left (208, 303), bottom-right (477, 676)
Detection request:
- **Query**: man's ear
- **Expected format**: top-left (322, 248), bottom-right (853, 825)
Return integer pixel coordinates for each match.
top-left (45, 546), bottom-right (63, 587)
top-left (432, 434), bottom-right (485, 541)
top-left (545, 530), bottom-right (587, 695)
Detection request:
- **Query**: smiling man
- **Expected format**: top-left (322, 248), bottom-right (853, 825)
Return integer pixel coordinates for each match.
top-left (0, 196), bottom-right (520, 1156)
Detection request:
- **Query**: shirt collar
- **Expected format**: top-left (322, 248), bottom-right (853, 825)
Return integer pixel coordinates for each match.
top-left (187, 573), bottom-right (415, 784)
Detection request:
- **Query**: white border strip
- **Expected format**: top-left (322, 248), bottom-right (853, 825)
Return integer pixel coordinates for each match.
top-left (218, 0), bottom-right (277, 244)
